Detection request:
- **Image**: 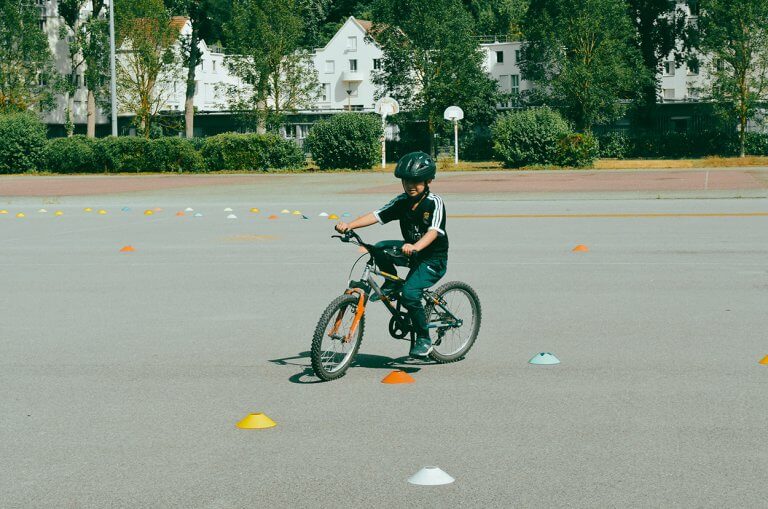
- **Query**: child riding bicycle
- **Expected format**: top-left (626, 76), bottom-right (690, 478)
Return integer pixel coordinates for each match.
top-left (335, 151), bottom-right (448, 358)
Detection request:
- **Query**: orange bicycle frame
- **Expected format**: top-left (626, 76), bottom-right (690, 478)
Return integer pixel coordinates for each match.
top-left (328, 288), bottom-right (367, 343)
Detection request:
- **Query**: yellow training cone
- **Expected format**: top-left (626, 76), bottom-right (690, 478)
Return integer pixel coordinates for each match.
top-left (84, 207), bottom-right (93, 212)
top-left (16, 213), bottom-right (25, 218)
top-left (54, 211), bottom-right (64, 216)
top-left (328, 214), bottom-right (339, 220)
top-left (250, 208), bottom-right (260, 213)
top-left (292, 210), bottom-right (302, 215)
top-left (0, 210), bottom-right (7, 214)
top-left (236, 412), bottom-right (276, 429)
top-left (759, 355), bottom-right (768, 365)
top-left (144, 210), bottom-right (154, 215)
top-left (98, 209), bottom-right (107, 215)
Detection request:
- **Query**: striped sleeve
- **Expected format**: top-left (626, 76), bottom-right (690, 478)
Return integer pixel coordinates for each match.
top-left (374, 194), bottom-right (407, 224)
top-left (428, 194), bottom-right (446, 235)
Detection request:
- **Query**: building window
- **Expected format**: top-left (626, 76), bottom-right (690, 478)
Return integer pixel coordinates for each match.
top-left (496, 51), bottom-right (504, 63)
top-left (715, 58), bottom-right (726, 71)
top-left (349, 59), bottom-right (357, 71)
top-left (664, 61), bottom-right (675, 76)
top-left (212, 60), bottom-right (216, 73)
top-left (687, 58), bottom-right (699, 75)
top-left (687, 87), bottom-right (699, 99)
top-left (515, 50), bottom-right (521, 63)
top-left (373, 58), bottom-right (381, 70)
top-left (663, 88), bottom-right (675, 100)
top-left (499, 75), bottom-right (510, 91)
top-left (347, 37), bottom-right (357, 51)
top-left (38, 19), bottom-right (46, 30)
top-left (511, 74), bottom-right (519, 95)
top-left (325, 60), bottom-right (335, 73)
top-left (321, 83), bottom-right (330, 102)
top-left (200, 59), bottom-right (205, 72)
top-left (688, 0), bottom-right (700, 16)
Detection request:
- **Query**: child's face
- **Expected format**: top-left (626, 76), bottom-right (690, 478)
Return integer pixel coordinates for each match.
top-left (401, 179), bottom-right (430, 197)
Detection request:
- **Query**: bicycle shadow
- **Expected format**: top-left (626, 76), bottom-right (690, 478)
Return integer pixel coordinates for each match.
top-left (268, 350), bottom-right (425, 384)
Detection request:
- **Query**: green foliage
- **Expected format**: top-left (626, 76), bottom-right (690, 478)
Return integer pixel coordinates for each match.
top-left (304, 113), bottom-right (381, 169)
top-left (491, 107), bottom-right (571, 167)
top-left (596, 131), bottom-right (632, 159)
top-left (0, 113), bottom-right (48, 174)
top-left (0, 0), bottom-right (61, 113)
top-left (147, 137), bottom-right (205, 172)
top-left (458, 126), bottom-right (494, 161)
top-left (521, 0), bottom-right (651, 130)
top-left (557, 132), bottom-right (598, 168)
top-left (697, 0), bottom-right (768, 156)
top-left (371, 0), bottom-right (500, 150)
top-left (745, 132), bottom-right (768, 156)
top-left (44, 136), bottom-right (97, 173)
top-left (201, 132), bottom-right (305, 170)
top-left (94, 136), bottom-right (153, 172)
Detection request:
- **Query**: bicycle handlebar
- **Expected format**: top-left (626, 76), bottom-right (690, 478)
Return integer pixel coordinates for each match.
top-left (331, 230), bottom-right (418, 258)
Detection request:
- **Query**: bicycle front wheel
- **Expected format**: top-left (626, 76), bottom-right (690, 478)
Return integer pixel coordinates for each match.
top-left (311, 293), bottom-right (365, 381)
top-left (425, 281), bottom-right (481, 363)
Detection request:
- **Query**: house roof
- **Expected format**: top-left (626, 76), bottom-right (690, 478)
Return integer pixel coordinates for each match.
top-left (353, 19), bottom-right (373, 33)
top-left (170, 16), bottom-right (189, 33)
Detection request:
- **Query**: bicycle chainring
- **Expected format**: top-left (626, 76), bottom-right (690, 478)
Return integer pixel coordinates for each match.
top-left (388, 312), bottom-right (411, 339)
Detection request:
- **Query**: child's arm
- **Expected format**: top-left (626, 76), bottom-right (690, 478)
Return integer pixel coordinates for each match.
top-left (335, 212), bottom-right (378, 233)
top-left (403, 230), bottom-right (439, 256)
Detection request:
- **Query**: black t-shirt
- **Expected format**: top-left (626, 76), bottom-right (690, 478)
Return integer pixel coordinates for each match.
top-left (374, 190), bottom-right (448, 260)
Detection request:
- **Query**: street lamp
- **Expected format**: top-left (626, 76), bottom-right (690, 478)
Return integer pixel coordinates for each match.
top-left (108, 0), bottom-right (117, 136)
top-left (443, 106), bottom-right (464, 165)
top-left (375, 97), bottom-right (399, 168)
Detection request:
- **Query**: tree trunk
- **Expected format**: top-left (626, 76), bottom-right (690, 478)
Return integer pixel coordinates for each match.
top-left (66, 92), bottom-right (75, 137)
top-left (184, 21), bottom-right (200, 138)
top-left (86, 90), bottom-right (96, 137)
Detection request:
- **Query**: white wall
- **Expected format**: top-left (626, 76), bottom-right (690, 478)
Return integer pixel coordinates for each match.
top-left (480, 41), bottom-right (532, 108)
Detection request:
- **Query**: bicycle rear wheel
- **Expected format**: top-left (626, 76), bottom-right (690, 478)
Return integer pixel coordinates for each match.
top-left (425, 281), bottom-right (481, 363)
top-left (311, 293), bottom-right (365, 381)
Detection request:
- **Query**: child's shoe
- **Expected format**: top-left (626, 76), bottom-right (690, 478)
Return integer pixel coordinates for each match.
top-left (410, 337), bottom-right (433, 358)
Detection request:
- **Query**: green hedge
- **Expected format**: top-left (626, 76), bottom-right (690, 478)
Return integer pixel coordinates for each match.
top-left (557, 133), bottom-right (598, 168)
top-left (200, 132), bottom-right (304, 171)
top-left (0, 113), bottom-right (48, 174)
top-left (146, 137), bottom-right (204, 172)
top-left (491, 107), bottom-right (571, 167)
top-left (94, 136), bottom-right (152, 172)
top-left (304, 113), bottom-right (382, 170)
top-left (44, 135), bottom-right (97, 173)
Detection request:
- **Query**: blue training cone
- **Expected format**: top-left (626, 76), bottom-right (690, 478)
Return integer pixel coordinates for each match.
top-left (529, 352), bottom-right (560, 365)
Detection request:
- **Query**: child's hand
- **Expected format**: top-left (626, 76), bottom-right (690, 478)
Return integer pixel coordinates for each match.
top-left (402, 243), bottom-right (418, 256)
top-left (335, 222), bottom-right (350, 233)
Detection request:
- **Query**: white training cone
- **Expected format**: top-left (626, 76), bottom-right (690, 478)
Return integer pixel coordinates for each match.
top-left (227, 214), bottom-right (237, 219)
top-left (194, 212), bottom-right (203, 217)
top-left (224, 207), bottom-right (233, 212)
top-left (319, 212), bottom-right (329, 217)
top-left (529, 352), bottom-right (560, 365)
top-left (185, 207), bottom-right (194, 212)
top-left (408, 466), bottom-right (455, 486)
top-left (38, 209), bottom-right (47, 213)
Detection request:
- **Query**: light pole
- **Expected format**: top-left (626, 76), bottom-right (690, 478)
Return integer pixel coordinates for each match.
top-left (443, 106), bottom-right (464, 165)
top-left (108, 0), bottom-right (117, 136)
top-left (375, 97), bottom-right (399, 169)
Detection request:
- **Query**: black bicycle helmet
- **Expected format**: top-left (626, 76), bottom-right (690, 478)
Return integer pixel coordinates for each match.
top-left (394, 151), bottom-right (436, 181)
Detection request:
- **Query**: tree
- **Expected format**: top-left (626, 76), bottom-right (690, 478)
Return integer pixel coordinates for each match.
top-left (116, 0), bottom-right (181, 138)
top-left (626, 0), bottom-right (688, 128)
top-left (224, 0), bottom-right (320, 132)
top-left (165, 0), bottom-right (230, 137)
top-left (81, 16), bottom-right (111, 137)
top-left (0, 0), bottom-right (60, 113)
top-left (697, 0), bottom-right (768, 157)
top-left (463, 0), bottom-right (529, 39)
top-left (371, 0), bottom-right (500, 154)
top-left (520, 0), bottom-right (652, 131)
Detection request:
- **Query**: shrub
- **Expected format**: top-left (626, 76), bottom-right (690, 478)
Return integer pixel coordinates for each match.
top-left (304, 113), bottom-right (381, 170)
top-left (557, 132), bottom-right (599, 168)
top-left (459, 126), bottom-right (494, 161)
top-left (147, 137), bottom-right (205, 172)
top-left (745, 132), bottom-right (768, 156)
top-left (597, 131), bottom-right (633, 159)
top-left (0, 113), bottom-right (48, 174)
top-left (201, 132), bottom-right (304, 171)
top-left (44, 135), bottom-right (98, 173)
top-left (491, 107), bottom-right (571, 167)
top-left (94, 136), bottom-right (152, 172)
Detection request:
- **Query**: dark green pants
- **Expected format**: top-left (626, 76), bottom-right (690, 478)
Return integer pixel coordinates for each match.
top-left (373, 240), bottom-right (447, 339)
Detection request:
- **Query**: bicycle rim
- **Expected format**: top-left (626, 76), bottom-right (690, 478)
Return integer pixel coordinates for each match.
top-left (317, 299), bottom-right (362, 374)
top-left (429, 287), bottom-right (478, 357)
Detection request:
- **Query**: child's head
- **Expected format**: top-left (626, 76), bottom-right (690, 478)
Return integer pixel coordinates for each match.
top-left (394, 152), bottom-right (436, 194)
top-left (401, 178), bottom-right (432, 197)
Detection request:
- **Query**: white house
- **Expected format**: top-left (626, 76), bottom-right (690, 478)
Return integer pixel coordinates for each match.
top-left (312, 17), bottom-right (383, 113)
top-left (479, 38), bottom-right (533, 108)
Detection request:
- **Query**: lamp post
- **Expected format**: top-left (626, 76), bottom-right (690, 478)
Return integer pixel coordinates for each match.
top-left (375, 97), bottom-right (399, 168)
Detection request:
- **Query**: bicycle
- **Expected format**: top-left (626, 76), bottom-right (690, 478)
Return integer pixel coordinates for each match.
top-left (310, 230), bottom-right (482, 381)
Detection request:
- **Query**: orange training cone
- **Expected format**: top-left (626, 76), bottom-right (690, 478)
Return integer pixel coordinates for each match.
top-left (236, 412), bottom-right (277, 429)
top-left (759, 355), bottom-right (768, 365)
top-left (176, 211), bottom-right (185, 216)
top-left (120, 245), bottom-right (135, 252)
top-left (572, 244), bottom-right (589, 252)
top-left (381, 370), bottom-right (415, 384)
top-left (268, 214), bottom-right (278, 220)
